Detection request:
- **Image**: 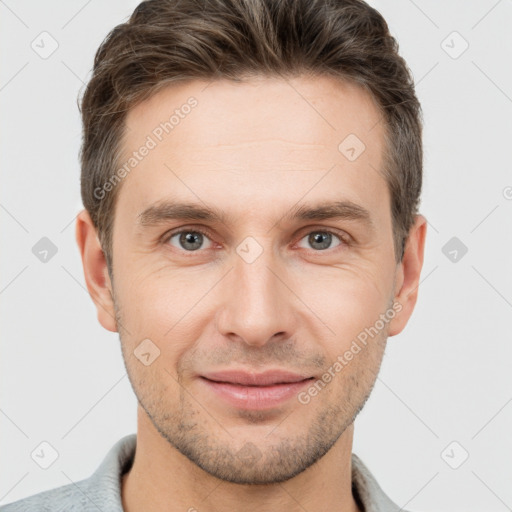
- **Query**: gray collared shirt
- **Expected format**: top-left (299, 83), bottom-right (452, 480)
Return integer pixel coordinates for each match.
top-left (0, 434), bottom-right (409, 511)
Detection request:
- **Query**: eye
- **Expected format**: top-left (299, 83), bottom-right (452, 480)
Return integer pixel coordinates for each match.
top-left (166, 229), bottom-right (214, 252)
top-left (163, 227), bottom-right (348, 254)
top-left (297, 230), bottom-right (346, 251)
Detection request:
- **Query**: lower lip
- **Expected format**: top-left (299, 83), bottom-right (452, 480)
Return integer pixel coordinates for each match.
top-left (199, 377), bottom-right (313, 410)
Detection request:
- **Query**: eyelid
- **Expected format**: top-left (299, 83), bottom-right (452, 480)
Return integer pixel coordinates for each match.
top-left (293, 227), bottom-right (351, 253)
top-left (161, 226), bottom-right (216, 246)
top-left (296, 226), bottom-right (352, 243)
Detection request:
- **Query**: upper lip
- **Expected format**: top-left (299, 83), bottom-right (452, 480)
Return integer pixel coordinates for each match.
top-left (201, 370), bottom-right (313, 386)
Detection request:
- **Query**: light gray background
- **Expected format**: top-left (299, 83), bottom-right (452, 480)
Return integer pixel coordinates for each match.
top-left (1, 1), bottom-right (511, 511)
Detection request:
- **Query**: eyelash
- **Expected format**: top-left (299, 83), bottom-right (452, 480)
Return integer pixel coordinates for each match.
top-left (161, 226), bottom-right (351, 255)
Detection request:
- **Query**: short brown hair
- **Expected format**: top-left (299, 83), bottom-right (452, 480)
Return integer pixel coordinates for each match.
top-left (79, 0), bottom-right (422, 272)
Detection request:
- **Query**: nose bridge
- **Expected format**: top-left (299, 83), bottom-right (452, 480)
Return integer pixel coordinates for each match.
top-left (216, 234), bottom-right (295, 346)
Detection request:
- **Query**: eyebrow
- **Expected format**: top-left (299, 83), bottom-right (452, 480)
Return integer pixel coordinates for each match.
top-left (137, 199), bottom-right (375, 232)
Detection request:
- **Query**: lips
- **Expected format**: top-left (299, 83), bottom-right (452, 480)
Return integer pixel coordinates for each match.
top-left (201, 369), bottom-right (312, 386)
top-left (199, 369), bottom-right (315, 410)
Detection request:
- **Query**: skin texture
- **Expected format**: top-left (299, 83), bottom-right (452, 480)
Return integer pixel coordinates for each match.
top-left (76, 75), bottom-right (426, 512)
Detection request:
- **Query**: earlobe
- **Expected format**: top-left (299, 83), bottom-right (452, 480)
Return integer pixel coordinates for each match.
top-left (388, 214), bottom-right (427, 337)
top-left (75, 209), bottom-right (118, 333)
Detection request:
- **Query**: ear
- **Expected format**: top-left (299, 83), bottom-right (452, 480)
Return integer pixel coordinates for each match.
top-left (75, 209), bottom-right (117, 332)
top-left (388, 214), bottom-right (427, 337)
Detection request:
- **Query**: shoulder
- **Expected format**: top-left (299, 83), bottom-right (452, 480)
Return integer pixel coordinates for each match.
top-left (0, 434), bottom-right (136, 512)
top-left (351, 453), bottom-right (412, 512)
top-left (0, 478), bottom-right (98, 512)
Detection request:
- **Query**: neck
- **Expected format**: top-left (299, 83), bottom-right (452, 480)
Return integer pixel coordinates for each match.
top-left (122, 405), bottom-right (361, 512)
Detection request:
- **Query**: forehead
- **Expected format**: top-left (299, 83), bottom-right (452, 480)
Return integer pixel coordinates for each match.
top-left (117, 75), bottom-right (388, 225)
top-left (124, 74), bottom-right (383, 150)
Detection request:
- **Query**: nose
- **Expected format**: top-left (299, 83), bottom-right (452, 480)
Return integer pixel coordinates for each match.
top-left (215, 239), bottom-right (298, 348)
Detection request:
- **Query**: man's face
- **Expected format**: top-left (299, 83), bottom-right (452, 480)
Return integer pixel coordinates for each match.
top-left (108, 75), bottom-right (403, 484)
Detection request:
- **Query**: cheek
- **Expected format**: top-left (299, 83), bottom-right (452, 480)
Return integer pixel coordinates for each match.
top-left (115, 270), bottom-right (209, 365)
top-left (297, 266), bottom-right (391, 354)
top-left (116, 263), bottom-right (185, 324)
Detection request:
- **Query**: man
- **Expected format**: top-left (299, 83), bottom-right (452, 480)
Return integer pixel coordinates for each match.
top-left (1, 0), bottom-right (426, 510)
